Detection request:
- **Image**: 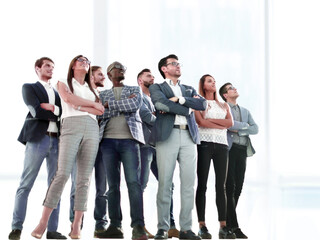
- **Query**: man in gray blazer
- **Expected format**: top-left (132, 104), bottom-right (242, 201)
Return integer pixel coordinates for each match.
top-left (149, 54), bottom-right (206, 240)
top-left (96, 61), bottom-right (147, 240)
top-left (219, 83), bottom-right (259, 239)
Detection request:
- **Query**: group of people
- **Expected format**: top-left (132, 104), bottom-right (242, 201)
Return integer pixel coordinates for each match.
top-left (8, 54), bottom-right (258, 240)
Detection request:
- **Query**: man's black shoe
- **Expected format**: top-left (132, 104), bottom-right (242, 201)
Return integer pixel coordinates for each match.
top-left (8, 229), bottom-right (21, 240)
top-left (233, 228), bottom-right (248, 239)
top-left (95, 225), bottom-right (124, 238)
top-left (154, 229), bottom-right (168, 239)
top-left (198, 226), bottom-right (212, 239)
top-left (179, 230), bottom-right (201, 240)
top-left (46, 231), bottom-right (67, 239)
top-left (132, 225), bottom-right (147, 240)
top-left (219, 227), bottom-right (236, 239)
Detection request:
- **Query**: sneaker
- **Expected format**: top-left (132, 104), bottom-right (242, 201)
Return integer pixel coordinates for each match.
top-left (132, 225), bottom-right (148, 240)
top-left (94, 228), bottom-right (107, 238)
top-left (219, 227), bottom-right (236, 239)
top-left (95, 225), bottom-right (124, 238)
top-left (198, 226), bottom-right (212, 239)
top-left (179, 230), bottom-right (201, 240)
top-left (144, 226), bottom-right (155, 238)
top-left (168, 226), bottom-right (179, 238)
top-left (8, 229), bottom-right (21, 240)
top-left (154, 229), bottom-right (168, 239)
top-left (233, 228), bottom-right (248, 239)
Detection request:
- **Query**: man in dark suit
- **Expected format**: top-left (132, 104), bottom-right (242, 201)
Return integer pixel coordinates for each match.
top-left (149, 54), bottom-right (206, 240)
top-left (8, 57), bottom-right (66, 240)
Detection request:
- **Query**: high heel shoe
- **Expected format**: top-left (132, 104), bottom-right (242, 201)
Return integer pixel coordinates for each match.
top-left (31, 231), bottom-right (44, 239)
top-left (69, 223), bottom-right (81, 239)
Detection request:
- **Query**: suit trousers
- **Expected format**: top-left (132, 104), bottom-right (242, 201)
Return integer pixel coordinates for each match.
top-left (44, 115), bottom-right (99, 211)
top-left (156, 128), bottom-right (197, 232)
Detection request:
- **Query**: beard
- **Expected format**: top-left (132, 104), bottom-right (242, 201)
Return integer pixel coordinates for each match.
top-left (143, 82), bottom-right (152, 88)
top-left (95, 81), bottom-right (104, 87)
top-left (117, 75), bottom-right (125, 81)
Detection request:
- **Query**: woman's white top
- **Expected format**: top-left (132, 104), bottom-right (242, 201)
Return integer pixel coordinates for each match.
top-left (198, 100), bottom-right (228, 145)
top-left (58, 78), bottom-right (96, 120)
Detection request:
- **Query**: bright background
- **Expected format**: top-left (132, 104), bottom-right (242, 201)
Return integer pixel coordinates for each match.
top-left (0, 0), bottom-right (319, 239)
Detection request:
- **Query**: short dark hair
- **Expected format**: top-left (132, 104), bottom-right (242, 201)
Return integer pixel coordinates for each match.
top-left (219, 82), bottom-right (232, 102)
top-left (91, 66), bottom-right (102, 74)
top-left (158, 54), bottom-right (178, 79)
top-left (34, 57), bottom-right (54, 73)
top-left (137, 68), bottom-right (151, 82)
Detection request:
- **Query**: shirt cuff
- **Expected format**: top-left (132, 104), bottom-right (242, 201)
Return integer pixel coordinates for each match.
top-left (53, 105), bottom-right (60, 116)
top-left (178, 96), bottom-right (186, 105)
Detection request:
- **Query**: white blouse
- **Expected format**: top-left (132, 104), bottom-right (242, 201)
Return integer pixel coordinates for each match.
top-left (198, 100), bottom-right (228, 145)
top-left (58, 78), bottom-right (97, 120)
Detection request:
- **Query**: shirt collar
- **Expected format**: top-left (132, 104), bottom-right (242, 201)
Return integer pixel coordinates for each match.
top-left (39, 79), bottom-right (52, 88)
top-left (165, 78), bottom-right (180, 86)
top-left (228, 102), bottom-right (238, 109)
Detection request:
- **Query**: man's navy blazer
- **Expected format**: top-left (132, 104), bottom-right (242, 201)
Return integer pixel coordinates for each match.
top-left (149, 81), bottom-right (206, 144)
top-left (18, 81), bottom-right (62, 145)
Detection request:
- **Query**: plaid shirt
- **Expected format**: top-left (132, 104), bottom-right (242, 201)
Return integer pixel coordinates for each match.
top-left (97, 85), bottom-right (145, 144)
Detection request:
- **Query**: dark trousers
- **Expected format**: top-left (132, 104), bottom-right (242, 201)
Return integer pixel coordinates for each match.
top-left (196, 141), bottom-right (229, 222)
top-left (226, 144), bottom-right (247, 228)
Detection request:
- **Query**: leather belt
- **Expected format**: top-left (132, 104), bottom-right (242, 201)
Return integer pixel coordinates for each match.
top-left (46, 132), bottom-right (58, 137)
top-left (173, 125), bottom-right (188, 130)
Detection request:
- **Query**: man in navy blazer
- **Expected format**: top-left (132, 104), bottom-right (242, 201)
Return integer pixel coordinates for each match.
top-left (9, 57), bottom-right (66, 240)
top-left (149, 54), bottom-right (206, 240)
top-left (96, 61), bottom-right (147, 240)
top-left (219, 83), bottom-right (259, 239)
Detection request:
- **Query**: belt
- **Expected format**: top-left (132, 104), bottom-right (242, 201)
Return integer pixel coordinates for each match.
top-left (46, 131), bottom-right (58, 137)
top-left (173, 124), bottom-right (188, 130)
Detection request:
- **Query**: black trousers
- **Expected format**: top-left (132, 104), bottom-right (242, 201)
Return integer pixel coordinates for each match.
top-left (226, 144), bottom-right (247, 228)
top-left (196, 141), bottom-right (229, 222)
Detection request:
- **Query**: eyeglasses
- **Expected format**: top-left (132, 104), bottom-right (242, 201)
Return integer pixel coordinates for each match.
top-left (109, 64), bottom-right (127, 72)
top-left (77, 58), bottom-right (91, 65)
top-left (227, 86), bottom-right (236, 91)
top-left (166, 62), bottom-right (181, 67)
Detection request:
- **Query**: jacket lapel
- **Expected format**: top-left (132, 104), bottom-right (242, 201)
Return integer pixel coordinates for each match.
top-left (35, 81), bottom-right (49, 102)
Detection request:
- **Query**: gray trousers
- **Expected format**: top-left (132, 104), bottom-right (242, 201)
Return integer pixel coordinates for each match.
top-left (44, 115), bottom-right (99, 211)
top-left (156, 128), bottom-right (197, 231)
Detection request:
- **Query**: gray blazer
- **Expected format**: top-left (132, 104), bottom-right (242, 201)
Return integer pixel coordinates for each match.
top-left (227, 104), bottom-right (258, 157)
top-left (149, 81), bottom-right (207, 144)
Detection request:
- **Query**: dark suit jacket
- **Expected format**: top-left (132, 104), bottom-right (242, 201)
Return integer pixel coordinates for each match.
top-left (18, 81), bottom-right (62, 145)
top-left (149, 81), bottom-right (206, 144)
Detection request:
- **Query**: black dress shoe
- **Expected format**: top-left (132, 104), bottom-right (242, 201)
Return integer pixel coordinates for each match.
top-left (95, 225), bottom-right (124, 238)
top-left (8, 229), bottom-right (21, 240)
top-left (233, 228), bottom-right (248, 239)
top-left (46, 231), bottom-right (67, 239)
top-left (179, 230), bottom-right (201, 240)
top-left (154, 229), bottom-right (168, 239)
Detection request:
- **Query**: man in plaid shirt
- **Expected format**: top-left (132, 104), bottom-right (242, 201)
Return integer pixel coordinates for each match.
top-left (96, 61), bottom-right (147, 240)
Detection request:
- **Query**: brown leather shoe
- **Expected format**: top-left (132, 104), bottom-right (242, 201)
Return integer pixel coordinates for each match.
top-left (168, 227), bottom-right (179, 238)
top-left (144, 227), bottom-right (155, 238)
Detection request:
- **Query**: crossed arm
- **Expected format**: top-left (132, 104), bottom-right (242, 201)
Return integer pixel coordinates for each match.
top-left (195, 102), bottom-right (234, 129)
top-left (57, 81), bottom-right (104, 115)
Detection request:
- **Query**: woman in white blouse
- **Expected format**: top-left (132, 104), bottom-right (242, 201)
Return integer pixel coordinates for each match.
top-left (195, 74), bottom-right (235, 239)
top-left (31, 55), bottom-right (104, 239)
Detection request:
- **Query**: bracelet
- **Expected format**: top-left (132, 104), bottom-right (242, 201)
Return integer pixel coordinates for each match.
top-left (77, 106), bottom-right (81, 111)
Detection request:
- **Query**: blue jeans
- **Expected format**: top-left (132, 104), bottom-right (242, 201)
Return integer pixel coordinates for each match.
top-left (11, 135), bottom-right (60, 231)
top-left (140, 146), bottom-right (176, 227)
top-left (69, 149), bottom-right (108, 230)
top-left (100, 138), bottom-right (144, 227)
